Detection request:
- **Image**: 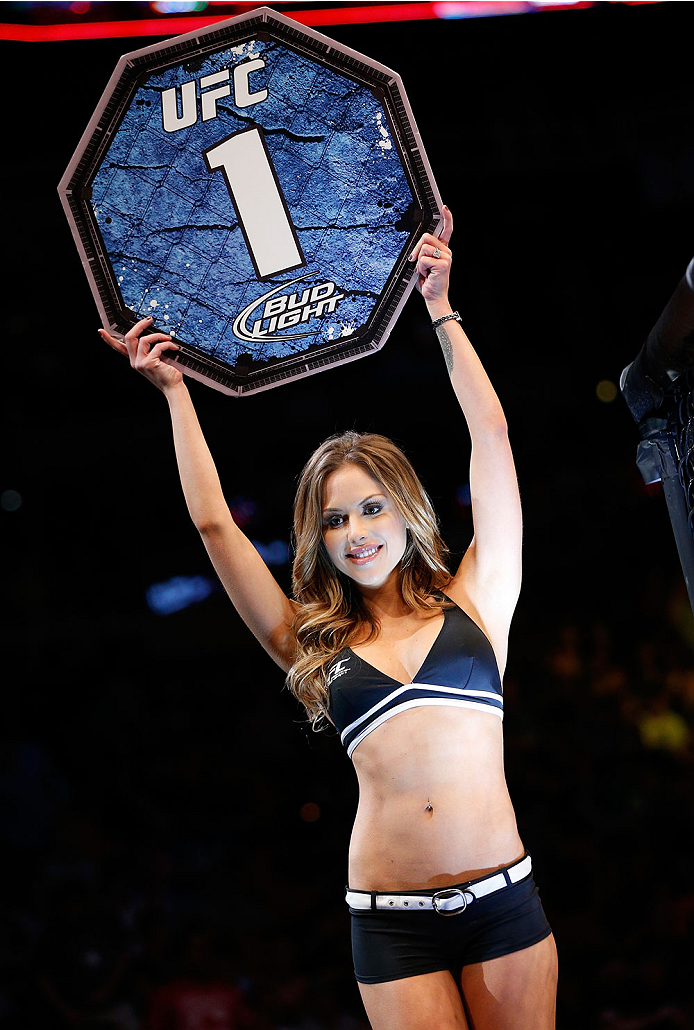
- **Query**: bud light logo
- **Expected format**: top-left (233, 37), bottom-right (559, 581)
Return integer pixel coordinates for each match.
top-left (232, 273), bottom-right (346, 343)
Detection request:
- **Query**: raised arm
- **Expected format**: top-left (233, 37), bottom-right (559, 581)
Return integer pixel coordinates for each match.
top-left (409, 209), bottom-right (522, 670)
top-left (99, 318), bottom-right (297, 671)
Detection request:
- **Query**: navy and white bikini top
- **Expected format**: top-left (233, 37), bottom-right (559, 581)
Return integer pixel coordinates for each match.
top-left (327, 596), bottom-right (504, 759)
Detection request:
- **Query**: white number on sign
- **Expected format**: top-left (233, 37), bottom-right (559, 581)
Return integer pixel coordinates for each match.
top-left (203, 127), bottom-right (305, 281)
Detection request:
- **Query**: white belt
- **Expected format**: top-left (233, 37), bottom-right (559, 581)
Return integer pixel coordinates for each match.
top-left (346, 854), bottom-right (532, 916)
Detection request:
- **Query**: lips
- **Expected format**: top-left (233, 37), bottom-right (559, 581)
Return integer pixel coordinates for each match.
top-left (345, 544), bottom-right (382, 565)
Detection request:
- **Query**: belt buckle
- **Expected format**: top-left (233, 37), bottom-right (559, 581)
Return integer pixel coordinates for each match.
top-left (432, 888), bottom-right (467, 916)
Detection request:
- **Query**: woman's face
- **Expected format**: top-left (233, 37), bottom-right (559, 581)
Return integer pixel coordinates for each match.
top-left (321, 464), bottom-right (408, 590)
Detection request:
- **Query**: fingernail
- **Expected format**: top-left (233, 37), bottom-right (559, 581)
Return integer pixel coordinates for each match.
top-left (408, 252), bottom-right (414, 261)
top-left (443, 204), bottom-right (449, 210)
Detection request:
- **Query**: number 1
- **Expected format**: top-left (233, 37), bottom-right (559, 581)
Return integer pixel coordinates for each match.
top-left (203, 127), bottom-right (305, 281)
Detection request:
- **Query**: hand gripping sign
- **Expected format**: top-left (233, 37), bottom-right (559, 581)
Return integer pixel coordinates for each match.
top-left (59, 7), bottom-right (443, 396)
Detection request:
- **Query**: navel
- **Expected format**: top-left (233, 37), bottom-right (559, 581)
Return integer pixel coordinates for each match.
top-left (424, 798), bottom-right (434, 815)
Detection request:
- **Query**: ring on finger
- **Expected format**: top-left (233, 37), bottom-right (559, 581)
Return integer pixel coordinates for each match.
top-left (432, 247), bottom-right (441, 259)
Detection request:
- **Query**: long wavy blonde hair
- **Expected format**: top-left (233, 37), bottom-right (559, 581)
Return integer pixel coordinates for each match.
top-left (287, 431), bottom-right (452, 727)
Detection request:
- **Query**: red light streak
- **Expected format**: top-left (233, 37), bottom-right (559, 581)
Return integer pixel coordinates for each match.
top-left (0, 0), bottom-right (662, 43)
top-left (287, 3), bottom-right (439, 27)
top-left (0, 15), bottom-right (228, 42)
top-left (0, 4), bottom-right (439, 43)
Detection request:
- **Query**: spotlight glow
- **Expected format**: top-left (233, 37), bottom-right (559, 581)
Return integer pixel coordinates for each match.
top-left (1, 490), bottom-right (22, 512)
top-left (300, 802), bottom-right (321, 823)
top-left (596, 379), bottom-right (618, 403)
top-left (146, 574), bottom-right (214, 615)
top-left (151, 1), bottom-right (208, 12)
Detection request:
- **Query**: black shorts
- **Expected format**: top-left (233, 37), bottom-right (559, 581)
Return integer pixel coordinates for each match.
top-left (350, 870), bottom-right (552, 984)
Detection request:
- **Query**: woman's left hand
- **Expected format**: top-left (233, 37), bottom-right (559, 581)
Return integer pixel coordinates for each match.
top-left (409, 205), bottom-right (453, 306)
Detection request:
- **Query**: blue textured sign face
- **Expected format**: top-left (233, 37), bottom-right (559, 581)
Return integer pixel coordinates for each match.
top-left (60, 8), bottom-right (441, 394)
top-left (92, 38), bottom-right (414, 365)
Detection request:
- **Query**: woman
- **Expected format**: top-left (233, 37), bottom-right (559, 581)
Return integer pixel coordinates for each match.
top-left (100, 207), bottom-right (558, 1029)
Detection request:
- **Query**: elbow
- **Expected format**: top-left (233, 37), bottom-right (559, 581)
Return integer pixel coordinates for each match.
top-left (476, 418), bottom-right (509, 442)
top-left (469, 420), bottom-right (510, 457)
top-left (194, 510), bottom-right (235, 538)
top-left (196, 518), bottom-right (223, 537)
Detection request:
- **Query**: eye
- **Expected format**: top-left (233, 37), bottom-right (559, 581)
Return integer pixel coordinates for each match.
top-left (363, 503), bottom-right (383, 516)
top-left (324, 514), bottom-right (345, 529)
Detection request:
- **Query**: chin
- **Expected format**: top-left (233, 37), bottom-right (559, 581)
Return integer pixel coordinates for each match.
top-left (346, 564), bottom-right (400, 590)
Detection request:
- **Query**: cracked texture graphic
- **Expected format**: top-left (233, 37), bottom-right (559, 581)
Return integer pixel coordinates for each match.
top-left (91, 39), bottom-right (415, 369)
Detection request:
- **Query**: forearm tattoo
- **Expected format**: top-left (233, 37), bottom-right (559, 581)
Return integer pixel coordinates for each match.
top-left (435, 324), bottom-right (454, 375)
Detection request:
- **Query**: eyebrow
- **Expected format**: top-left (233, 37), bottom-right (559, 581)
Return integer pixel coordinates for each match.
top-left (322, 494), bottom-right (386, 515)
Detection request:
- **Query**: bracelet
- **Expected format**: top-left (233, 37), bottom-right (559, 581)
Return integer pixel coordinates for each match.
top-left (431, 310), bottom-right (462, 329)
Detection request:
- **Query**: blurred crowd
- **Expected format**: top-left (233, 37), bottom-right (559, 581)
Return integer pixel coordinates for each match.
top-left (4, 569), bottom-right (694, 1030)
top-left (506, 571), bottom-right (694, 1030)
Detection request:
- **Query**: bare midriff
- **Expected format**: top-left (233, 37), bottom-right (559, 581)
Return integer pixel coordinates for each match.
top-left (348, 705), bottom-right (523, 891)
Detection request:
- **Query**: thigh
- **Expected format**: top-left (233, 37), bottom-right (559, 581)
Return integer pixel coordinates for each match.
top-left (460, 933), bottom-right (558, 1030)
top-left (360, 970), bottom-right (470, 1030)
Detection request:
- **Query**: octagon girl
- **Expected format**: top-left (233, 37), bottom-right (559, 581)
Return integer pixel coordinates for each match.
top-left (100, 207), bottom-right (558, 1029)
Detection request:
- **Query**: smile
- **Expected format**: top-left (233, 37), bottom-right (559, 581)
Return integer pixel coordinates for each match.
top-left (346, 545), bottom-right (382, 564)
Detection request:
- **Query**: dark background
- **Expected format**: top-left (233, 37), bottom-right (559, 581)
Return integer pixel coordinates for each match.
top-left (4, 3), bottom-right (694, 1028)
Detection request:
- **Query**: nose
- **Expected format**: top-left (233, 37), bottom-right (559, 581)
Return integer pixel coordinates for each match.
top-left (347, 514), bottom-right (369, 543)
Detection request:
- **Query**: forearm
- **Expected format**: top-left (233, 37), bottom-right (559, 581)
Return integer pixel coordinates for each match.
top-left (161, 381), bottom-right (295, 663)
top-left (413, 215), bottom-right (522, 621)
top-left (426, 297), bottom-right (507, 439)
top-left (163, 381), bottom-right (231, 531)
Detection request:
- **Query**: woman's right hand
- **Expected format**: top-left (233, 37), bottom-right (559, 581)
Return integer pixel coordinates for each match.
top-left (99, 316), bottom-right (183, 393)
